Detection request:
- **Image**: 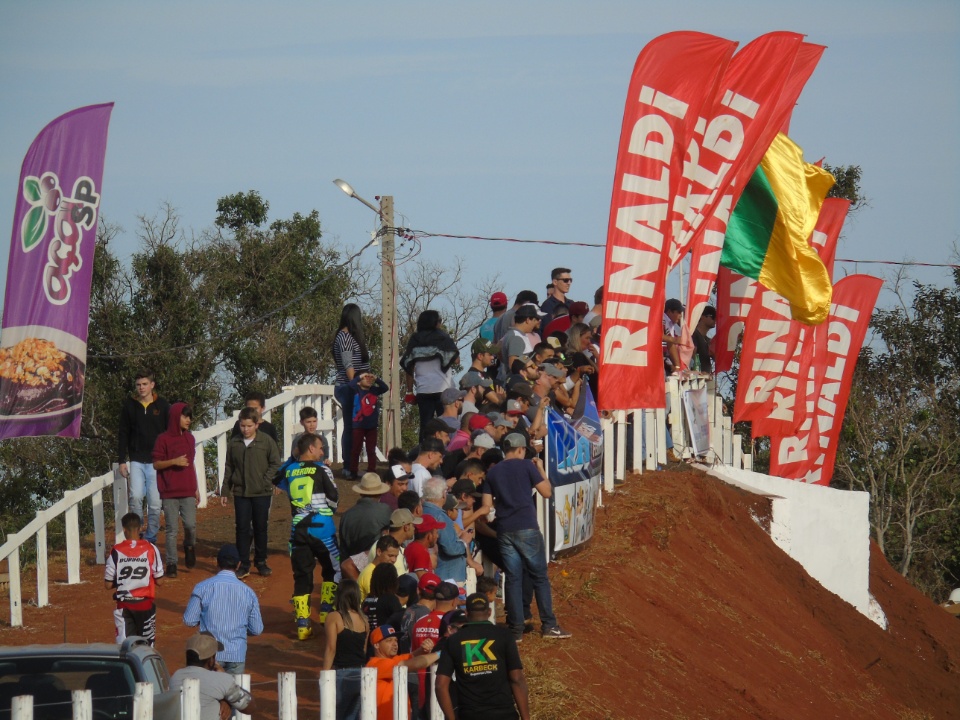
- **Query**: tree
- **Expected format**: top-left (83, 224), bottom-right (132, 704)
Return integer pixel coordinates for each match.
top-left (835, 271), bottom-right (960, 596)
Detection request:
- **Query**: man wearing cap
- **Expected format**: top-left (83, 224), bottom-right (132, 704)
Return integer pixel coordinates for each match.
top-left (663, 297), bottom-right (685, 374)
top-left (404, 515), bottom-right (446, 580)
top-left (441, 430), bottom-right (495, 479)
top-left (171, 633), bottom-right (255, 720)
top-left (411, 581), bottom-right (461, 712)
top-left (459, 372), bottom-right (491, 415)
top-left (493, 290), bottom-right (539, 343)
top-left (399, 572), bottom-right (442, 653)
top-left (338, 473), bottom-right (392, 580)
top-left (436, 593), bottom-right (528, 720)
top-left (370, 508), bottom-right (421, 575)
top-left (482, 434), bottom-right (571, 640)
top-left (480, 292), bottom-right (508, 342)
top-left (543, 299), bottom-right (589, 338)
top-left (438, 387), bottom-right (466, 433)
top-left (381, 464), bottom-right (413, 511)
top-left (499, 306), bottom-right (541, 382)
top-left (183, 544), bottom-right (264, 674)
top-left (410, 437), bottom-right (445, 497)
top-left (465, 338), bottom-right (505, 404)
top-left (366, 624), bottom-right (439, 720)
top-left (423, 478), bottom-right (468, 583)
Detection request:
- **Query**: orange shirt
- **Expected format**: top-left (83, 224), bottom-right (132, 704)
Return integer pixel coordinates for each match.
top-left (366, 654), bottom-right (412, 720)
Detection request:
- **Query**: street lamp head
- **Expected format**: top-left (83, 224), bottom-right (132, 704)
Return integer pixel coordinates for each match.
top-left (333, 179), bottom-right (356, 198)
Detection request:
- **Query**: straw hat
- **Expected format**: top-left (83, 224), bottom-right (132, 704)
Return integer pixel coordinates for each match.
top-left (352, 472), bottom-right (391, 495)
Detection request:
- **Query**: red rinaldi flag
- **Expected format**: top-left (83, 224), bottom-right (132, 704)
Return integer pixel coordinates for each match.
top-left (769, 274), bottom-right (882, 485)
top-left (733, 287), bottom-right (802, 433)
top-left (682, 37), bottom-right (824, 333)
top-left (713, 266), bottom-right (756, 373)
top-left (738, 198), bottom-right (851, 436)
top-left (599, 31), bottom-right (737, 410)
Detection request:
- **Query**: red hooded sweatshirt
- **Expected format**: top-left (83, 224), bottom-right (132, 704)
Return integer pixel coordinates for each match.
top-left (152, 402), bottom-right (197, 499)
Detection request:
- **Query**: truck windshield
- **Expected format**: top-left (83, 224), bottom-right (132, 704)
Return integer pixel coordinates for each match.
top-left (0, 658), bottom-right (136, 720)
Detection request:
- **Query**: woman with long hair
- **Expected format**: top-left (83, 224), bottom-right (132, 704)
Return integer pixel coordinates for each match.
top-left (333, 303), bottom-right (371, 479)
top-left (322, 578), bottom-right (369, 720)
top-left (361, 563), bottom-right (401, 632)
top-left (399, 309), bottom-right (459, 439)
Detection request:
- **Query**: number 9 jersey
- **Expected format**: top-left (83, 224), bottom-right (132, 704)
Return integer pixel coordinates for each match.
top-left (105, 538), bottom-right (164, 607)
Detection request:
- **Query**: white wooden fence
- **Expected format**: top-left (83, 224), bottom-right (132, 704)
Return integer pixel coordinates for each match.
top-left (0, 384), bottom-right (342, 628)
top-left (0, 378), bottom-right (747, 630)
top-left (8, 667), bottom-right (446, 720)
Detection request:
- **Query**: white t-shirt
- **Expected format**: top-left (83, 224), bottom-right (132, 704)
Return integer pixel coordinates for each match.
top-left (414, 358), bottom-right (453, 394)
top-left (410, 463), bottom-right (433, 497)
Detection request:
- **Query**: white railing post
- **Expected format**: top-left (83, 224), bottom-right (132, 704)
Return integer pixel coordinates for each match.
top-left (8, 543), bottom-right (23, 627)
top-left (360, 666), bottom-right (377, 720)
top-left (614, 410), bottom-right (626, 482)
top-left (645, 409), bottom-right (657, 470)
top-left (11, 695), bottom-right (32, 720)
top-left (601, 415), bottom-right (614, 493)
top-left (113, 468), bottom-right (128, 545)
top-left (655, 407), bottom-right (667, 465)
top-left (283, 397), bottom-right (296, 459)
top-left (133, 681), bottom-right (153, 720)
top-left (65, 501), bottom-right (80, 584)
top-left (181, 676), bottom-right (201, 720)
top-left (36, 526), bottom-right (48, 608)
top-left (71, 689), bottom-right (92, 720)
top-left (234, 674), bottom-right (251, 720)
top-left (392, 664), bottom-right (409, 720)
top-left (216, 434), bottom-right (227, 494)
top-left (93, 488), bottom-right (106, 564)
top-left (319, 669), bottom-right (337, 720)
top-left (429, 665), bottom-right (442, 719)
top-left (631, 410), bottom-right (644, 474)
top-left (195, 443), bottom-right (208, 509)
top-left (278, 671), bottom-right (297, 720)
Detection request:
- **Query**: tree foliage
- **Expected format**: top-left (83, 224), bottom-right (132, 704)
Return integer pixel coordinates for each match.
top-left (835, 271), bottom-right (960, 597)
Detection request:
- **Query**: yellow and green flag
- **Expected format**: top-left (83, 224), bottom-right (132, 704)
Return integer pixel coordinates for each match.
top-left (720, 133), bottom-right (835, 325)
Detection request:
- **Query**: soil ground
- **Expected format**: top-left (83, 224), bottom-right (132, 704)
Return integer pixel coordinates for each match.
top-left (2, 466), bottom-right (959, 719)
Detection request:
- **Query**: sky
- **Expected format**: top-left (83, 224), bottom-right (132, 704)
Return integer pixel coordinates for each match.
top-left (1, 1), bottom-right (958, 324)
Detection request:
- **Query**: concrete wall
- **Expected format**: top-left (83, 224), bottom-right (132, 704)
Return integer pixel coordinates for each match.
top-left (704, 464), bottom-right (881, 625)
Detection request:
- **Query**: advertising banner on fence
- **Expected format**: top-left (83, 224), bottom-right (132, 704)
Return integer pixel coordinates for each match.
top-left (0, 103), bottom-right (114, 440)
top-left (547, 408), bottom-right (602, 556)
top-left (683, 385), bottom-right (711, 456)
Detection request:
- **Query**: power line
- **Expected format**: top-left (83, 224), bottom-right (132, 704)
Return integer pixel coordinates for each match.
top-left (402, 228), bottom-right (959, 269)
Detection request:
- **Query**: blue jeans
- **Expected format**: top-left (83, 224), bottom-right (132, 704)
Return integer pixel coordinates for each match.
top-left (128, 461), bottom-right (161, 541)
top-left (222, 660), bottom-right (244, 675)
top-left (234, 495), bottom-right (271, 567)
top-left (334, 668), bottom-right (362, 720)
top-left (334, 384), bottom-right (354, 469)
top-left (498, 527), bottom-right (557, 633)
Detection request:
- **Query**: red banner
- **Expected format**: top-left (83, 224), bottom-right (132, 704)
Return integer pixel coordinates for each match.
top-left (713, 267), bottom-right (756, 373)
top-left (682, 36), bottom-right (822, 332)
top-left (733, 198), bottom-right (850, 435)
top-left (769, 275), bottom-right (882, 485)
top-left (733, 287), bottom-right (802, 433)
top-left (599, 32), bottom-right (737, 410)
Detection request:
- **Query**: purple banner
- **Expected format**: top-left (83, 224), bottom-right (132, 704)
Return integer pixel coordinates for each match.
top-left (0, 103), bottom-right (113, 440)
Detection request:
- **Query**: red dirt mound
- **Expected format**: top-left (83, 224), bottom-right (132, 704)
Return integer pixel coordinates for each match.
top-left (2, 467), bottom-right (958, 719)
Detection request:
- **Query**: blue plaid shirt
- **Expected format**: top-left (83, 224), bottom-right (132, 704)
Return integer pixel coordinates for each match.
top-left (183, 570), bottom-right (263, 662)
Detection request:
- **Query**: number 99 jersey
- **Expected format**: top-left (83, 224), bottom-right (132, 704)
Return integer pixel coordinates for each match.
top-left (105, 539), bottom-right (164, 607)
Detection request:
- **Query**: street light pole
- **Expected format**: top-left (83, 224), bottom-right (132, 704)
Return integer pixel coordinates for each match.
top-left (378, 195), bottom-right (401, 450)
top-left (333, 179), bottom-right (401, 451)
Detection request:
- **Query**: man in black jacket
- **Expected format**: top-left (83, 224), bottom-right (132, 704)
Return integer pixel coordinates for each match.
top-left (118, 369), bottom-right (169, 543)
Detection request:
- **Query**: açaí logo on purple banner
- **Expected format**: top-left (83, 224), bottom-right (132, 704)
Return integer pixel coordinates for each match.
top-left (20, 171), bottom-right (100, 305)
top-left (0, 103), bottom-right (112, 440)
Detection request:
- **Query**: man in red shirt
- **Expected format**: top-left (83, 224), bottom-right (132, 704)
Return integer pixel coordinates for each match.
top-left (411, 581), bottom-right (461, 713)
top-left (403, 514), bottom-right (445, 579)
top-left (104, 512), bottom-right (164, 645)
top-left (152, 402), bottom-right (199, 577)
top-left (366, 624), bottom-right (439, 720)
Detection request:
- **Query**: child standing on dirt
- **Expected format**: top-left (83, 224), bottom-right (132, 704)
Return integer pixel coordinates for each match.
top-left (104, 512), bottom-right (164, 645)
top-left (348, 372), bottom-right (389, 477)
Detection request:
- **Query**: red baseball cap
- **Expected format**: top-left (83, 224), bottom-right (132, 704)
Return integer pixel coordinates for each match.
top-left (469, 414), bottom-right (493, 431)
top-left (416, 515), bottom-right (447, 533)
top-left (418, 572), bottom-right (442, 592)
top-left (489, 292), bottom-right (508, 310)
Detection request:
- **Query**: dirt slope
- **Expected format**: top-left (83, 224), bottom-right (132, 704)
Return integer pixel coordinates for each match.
top-left (2, 467), bottom-right (958, 719)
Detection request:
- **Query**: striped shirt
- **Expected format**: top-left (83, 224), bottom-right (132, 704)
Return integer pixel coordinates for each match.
top-left (333, 330), bottom-right (370, 385)
top-left (183, 570), bottom-right (263, 663)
